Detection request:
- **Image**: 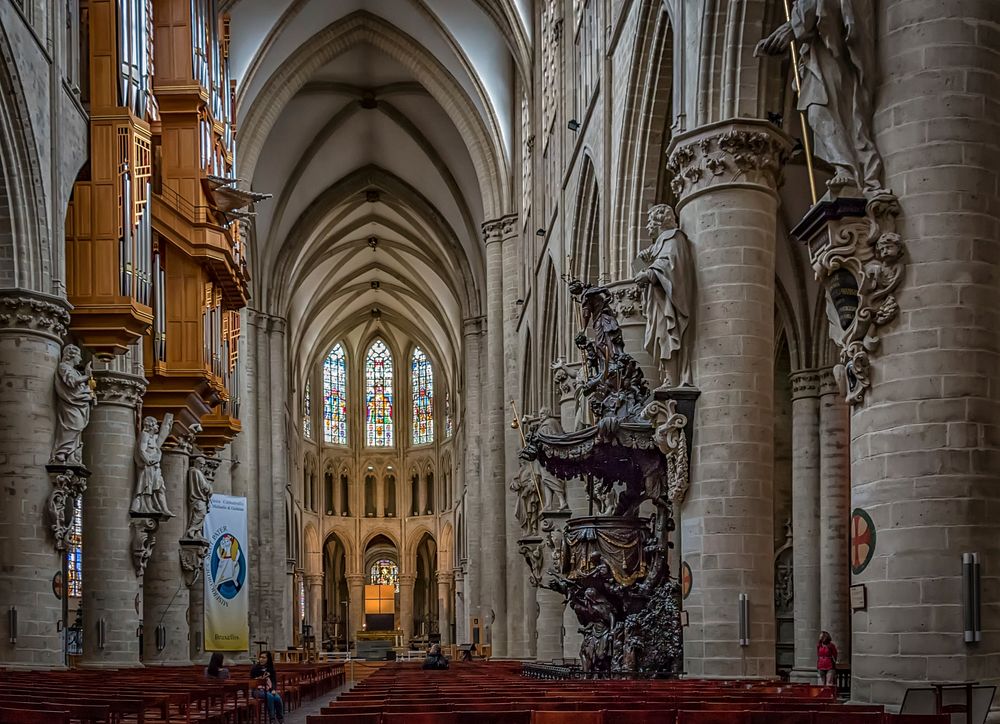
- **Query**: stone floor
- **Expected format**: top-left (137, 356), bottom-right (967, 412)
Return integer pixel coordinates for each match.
top-left (281, 681), bottom-right (350, 724)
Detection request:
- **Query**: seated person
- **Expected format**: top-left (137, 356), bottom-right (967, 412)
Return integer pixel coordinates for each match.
top-left (422, 643), bottom-right (449, 670)
top-left (250, 650), bottom-right (285, 723)
top-left (205, 652), bottom-right (230, 680)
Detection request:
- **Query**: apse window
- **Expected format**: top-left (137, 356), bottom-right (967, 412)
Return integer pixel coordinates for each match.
top-left (323, 343), bottom-right (348, 445)
top-left (366, 340), bottom-right (394, 447)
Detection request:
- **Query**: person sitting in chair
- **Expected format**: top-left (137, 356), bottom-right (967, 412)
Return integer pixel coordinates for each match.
top-left (250, 650), bottom-right (285, 723)
top-left (422, 643), bottom-right (449, 670)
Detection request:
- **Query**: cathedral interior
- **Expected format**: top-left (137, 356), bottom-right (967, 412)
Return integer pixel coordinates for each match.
top-left (0, 0), bottom-right (998, 716)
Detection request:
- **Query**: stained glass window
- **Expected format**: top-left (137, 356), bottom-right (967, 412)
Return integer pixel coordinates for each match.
top-left (445, 390), bottom-right (454, 439)
top-left (299, 577), bottom-right (306, 623)
top-left (67, 497), bottom-right (83, 598)
top-left (302, 379), bottom-right (312, 439)
top-left (370, 558), bottom-right (399, 592)
top-left (323, 344), bottom-right (348, 444)
top-left (411, 347), bottom-right (434, 445)
top-left (365, 340), bottom-right (394, 447)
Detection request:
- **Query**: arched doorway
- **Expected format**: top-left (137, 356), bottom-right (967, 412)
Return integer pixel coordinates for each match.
top-left (322, 533), bottom-right (349, 650)
top-left (412, 533), bottom-right (438, 642)
top-left (364, 534), bottom-right (399, 632)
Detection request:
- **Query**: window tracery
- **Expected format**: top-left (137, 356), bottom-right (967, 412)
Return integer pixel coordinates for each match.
top-left (366, 340), bottom-right (394, 447)
top-left (445, 390), bottom-right (454, 439)
top-left (67, 497), bottom-right (83, 598)
top-left (303, 379), bottom-right (312, 439)
top-left (370, 558), bottom-right (399, 592)
top-left (411, 347), bottom-right (434, 445)
top-left (323, 344), bottom-right (348, 444)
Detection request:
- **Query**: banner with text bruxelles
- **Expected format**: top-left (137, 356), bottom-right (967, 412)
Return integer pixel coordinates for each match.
top-left (204, 494), bottom-right (250, 651)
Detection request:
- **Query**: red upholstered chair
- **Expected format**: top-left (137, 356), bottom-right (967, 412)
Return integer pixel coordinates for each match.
top-left (532, 712), bottom-right (603, 724)
top-left (677, 709), bottom-right (751, 724)
top-left (458, 711), bottom-right (532, 724)
top-left (307, 715), bottom-right (382, 724)
top-left (384, 714), bottom-right (460, 724)
top-left (0, 709), bottom-right (71, 724)
top-left (603, 709), bottom-right (676, 724)
top-left (751, 711), bottom-right (815, 724)
top-left (813, 712), bottom-right (882, 724)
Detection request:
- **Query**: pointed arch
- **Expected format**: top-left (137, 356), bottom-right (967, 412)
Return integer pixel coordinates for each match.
top-left (572, 154), bottom-right (601, 283)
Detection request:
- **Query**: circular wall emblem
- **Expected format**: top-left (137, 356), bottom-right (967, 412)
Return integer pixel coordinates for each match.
top-left (52, 571), bottom-right (62, 600)
top-left (850, 508), bottom-right (876, 575)
top-left (681, 562), bottom-right (693, 600)
top-left (210, 533), bottom-right (247, 600)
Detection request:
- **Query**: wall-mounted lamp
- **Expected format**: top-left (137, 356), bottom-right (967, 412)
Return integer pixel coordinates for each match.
top-left (155, 623), bottom-right (166, 652)
top-left (963, 552), bottom-right (982, 643)
top-left (515, 299), bottom-right (524, 306)
top-left (98, 617), bottom-right (108, 650)
top-left (535, 228), bottom-right (546, 237)
top-left (8, 606), bottom-right (17, 645)
top-left (567, 119), bottom-right (581, 132)
top-left (738, 593), bottom-right (750, 647)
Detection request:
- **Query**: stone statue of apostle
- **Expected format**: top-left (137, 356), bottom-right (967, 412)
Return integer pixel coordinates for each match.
top-left (50, 344), bottom-right (95, 466)
top-left (131, 413), bottom-right (175, 518)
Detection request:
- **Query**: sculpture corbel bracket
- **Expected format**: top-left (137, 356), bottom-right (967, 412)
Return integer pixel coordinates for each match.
top-left (517, 537), bottom-right (545, 588)
top-left (179, 537), bottom-right (211, 587)
top-left (131, 517), bottom-right (160, 577)
top-left (792, 191), bottom-right (904, 405)
top-left (45, 463), bottom-right (90, 552)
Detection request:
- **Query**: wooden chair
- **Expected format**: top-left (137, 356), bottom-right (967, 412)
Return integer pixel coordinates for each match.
top-left (531, 712), bottom-right (603, 724)
top-left (0, 709), bottom-right (71, 724)
top-left (457, 710), bottom-right (531, 724)
top-left (306, 715), bottom-right (381, 724)
top-left (602, 710), bottom-right (676, 724)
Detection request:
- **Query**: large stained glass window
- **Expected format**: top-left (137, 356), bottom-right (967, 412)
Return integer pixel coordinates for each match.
top-left (323, 344), bottom-right (347, 444)
top-left (411, 347), bottom-right (434, 445)
top-left (370, 558), bottom-right (399, 592)
top-left (67, 497), bottom-right (83, 598)
top-left (444, 390), bottom-right (454, 439)
top-left (365, 340), bottom-right (394, 447)
top-left (302, 379), bottom-right (312, 439)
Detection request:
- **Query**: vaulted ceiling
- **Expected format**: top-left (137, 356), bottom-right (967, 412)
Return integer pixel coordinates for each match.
top-left (228, 0), bottom-right (527, 388)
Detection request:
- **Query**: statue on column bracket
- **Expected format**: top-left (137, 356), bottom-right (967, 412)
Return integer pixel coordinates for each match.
top-left (633, 204), bottom-right (694, 390)
top-left (183, 454), bottom-right (213, 542)
top-left (518, 541), bottom-right (544, 588)
top-left (50, 344), bottom-right (95, 466)
top-left (522, 410), bottom-right (570, 512)
top-left (510, 464), bottom-right (542, 536)
top-left (640, 398), bottom-right (690, 506)
top-left (131, 413), bottom-right (175, 519)
top-left (131, 517), bottom-right (159, 577)
top-left (47, 468), bottom-right (88, 551)
top-left (755, 0), bottom-right (886, 197)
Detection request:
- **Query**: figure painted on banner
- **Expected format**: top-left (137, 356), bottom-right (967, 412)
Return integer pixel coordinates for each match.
top-left (755, 0), bottom-right (886, 196)
top-left (50, 344), bottom-right (95, 466)
top-left (185, 455), bottom-right (213, 541)
top-left (633, 204), bottom-right (694, 389)
top-left (214, 533), bottom-right (243, 596)
top-left (131, 413), bottom-right (175, 518)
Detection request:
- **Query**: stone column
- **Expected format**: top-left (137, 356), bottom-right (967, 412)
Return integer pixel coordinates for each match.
top-left (436, 571), bottom-right (453, 645)
top-left (481, 215), bottom-right (517, 657)
top-left (416, 477), bottom-right (425, 518)
top-left (453, 566), bottom-right (466, 645)
top-left (377, 476), bottom-right (386, 518)
top-left (788, 370), bottom-right (821, 681)
top-left (399, 573), bottom-right (415, 643)
top-left (346, 573), bottom-right (364, 646)
top-left (818, 368), bottom-right (850, 663)
top-left (142, 438), bottom-right (190, 664)
top-left (461, 318), bottom-right (483, 642)
top-left (307, 574), bottom-right (323, 635)
top-left (80, 369), bottom-right (146, 667)
top-left (538, 510), bottom-right (571, 661)
top-left (668, 119), bottom-right (791, 677)
top-left (0, 291), bottom-right (71, 667)
top-left (267, 317), bottom-right (291, 649)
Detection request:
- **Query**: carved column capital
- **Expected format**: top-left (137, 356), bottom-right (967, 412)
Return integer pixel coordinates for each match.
top-left (435, 570), bottom-right (454, 585)
top-left (666, 118), bottom-right (792, 207)
top-left (789, 370), bottom-right (821, 401)
top-left (0, 288), bottom-right (71, 342)
top-left (306, 574), bottom-right (324, 587)
top-left (46, 465), bottom-right (89, 552)
top-left (818, 366), bottom-right (840, 398)
top-left (481, 213), bottom-right (519, 245)
top-left (92, 370), bottom-right (147, 408)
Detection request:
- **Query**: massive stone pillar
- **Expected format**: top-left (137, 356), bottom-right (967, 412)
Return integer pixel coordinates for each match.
top-left (436, 571), bottom-right (453, 645)
top-left (848, 1), bottom-right (1000, 703)
top-left (80, 369), bottom-right (146, 667)
top-left (0, 291), bottom-right (71, 667)
top-left (346, 573), bottom-right (364, 645)
top-left (788, 370), bottom-right (821, 682)
top-left (267, 318), bottom-right (291, 649)
top-left (453, 566), bottom-right (466, 645)
top-left (460, 317), bottom-right (483, 643)
top-left (399, 573), bottom-right (415, 644)
top-left (668, 119), bottom-right (791, 677)
top-left (305, 573), bottom-right (323, 647)
top-left (818, 368), bottom-right (849, 662)
top-left (481, 215), bottom-right (517, 656)
top-left (142, 439), bottom-right (190, 664)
